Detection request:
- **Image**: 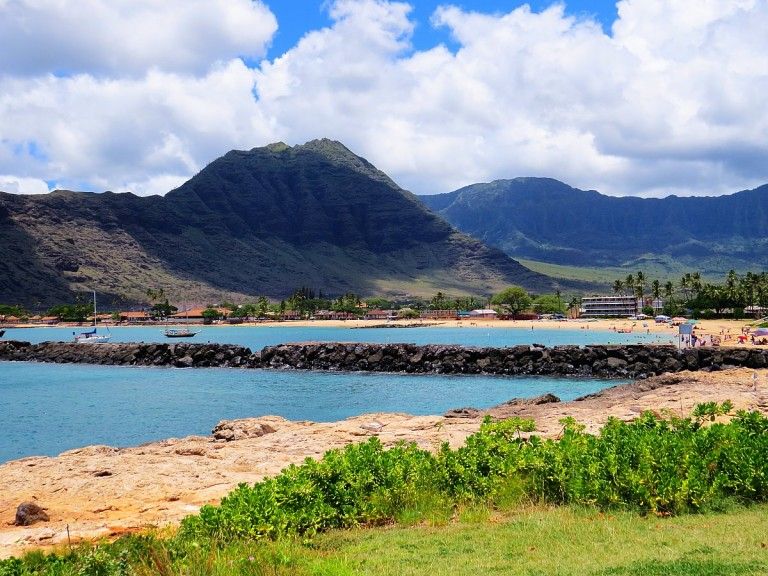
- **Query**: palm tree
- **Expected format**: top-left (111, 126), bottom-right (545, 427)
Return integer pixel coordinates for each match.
top-left (757, 273), bottom-right (768, 308)
top-left (625, 274), bottom-right (635, 296)
top-left (634, 271), bottom-right (646, 308)
top-left (567, 297), bottom-right (580, 318)
top-left (680, 273), bottom-right (692, 302)
top-left (612, 279), bottom-right (625, 296)
top-left (691, 272), bottom-right (703, 298)
top-left (742, 272), bottom-right (756, 310)
top-left (725, 269), bottom-right (740, 307)
top-left (663, 281), bottom-right (674, 300)
top-left (635, 271), bottom-right (646, 293)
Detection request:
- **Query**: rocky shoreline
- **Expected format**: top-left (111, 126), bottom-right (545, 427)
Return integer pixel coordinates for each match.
top-left (2, 339), bottom-right (768, 378)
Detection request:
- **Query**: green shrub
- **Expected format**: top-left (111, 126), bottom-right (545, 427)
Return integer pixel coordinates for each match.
top-left (178, 404), bottom-right (768, 543)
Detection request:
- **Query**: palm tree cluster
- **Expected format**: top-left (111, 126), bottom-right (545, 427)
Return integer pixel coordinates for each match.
top-left (612, 270), bottom-right (768, 317)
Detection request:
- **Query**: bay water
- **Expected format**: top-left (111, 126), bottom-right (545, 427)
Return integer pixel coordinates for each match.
top-left (2, 323), bottom-right (673, 348)
top-left (1, 325), bottom-right (643, 463)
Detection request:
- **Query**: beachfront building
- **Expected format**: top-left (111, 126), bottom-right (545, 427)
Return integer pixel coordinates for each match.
top-left (313, 310), bottom-right (358, 320)
top-left (580, 295), bottom-right (639, 318)
top-left (118, 311), bottom-right (151, 323)
top-left (421, 309), bottom-right (458, 320)
top-left (364, 309), bottom-right (396, 320)
top-left (170, 307), bottom-right (230, 322)
top-left (468, 309), bottom-right (498, 319)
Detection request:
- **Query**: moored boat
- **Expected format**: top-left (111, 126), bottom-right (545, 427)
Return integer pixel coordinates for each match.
top-left (163, 327), bottom-right (200, 338)
top-left (74, 291), bottom-right (111, 343)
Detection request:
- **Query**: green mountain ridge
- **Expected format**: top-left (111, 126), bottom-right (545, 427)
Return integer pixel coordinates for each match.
top-left (420, 177), bottom-right (768, 277)
top-left (0, 141), bottom-right (572, 308)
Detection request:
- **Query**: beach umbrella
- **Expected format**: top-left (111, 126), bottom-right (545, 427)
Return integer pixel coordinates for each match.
top-left (655, 315), bottom-right (670, 321)
top-left (685, 319), bottom-right (698, 325)
top-left (672, 316), bottom-right (687, 322)
top-left (753, 327), bottom-right (768, 337)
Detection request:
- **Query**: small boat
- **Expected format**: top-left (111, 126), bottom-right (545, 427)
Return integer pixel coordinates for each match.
top-left (74, 291), bottom-right (111, 343)
top-left (163, 327), bottom-right (200, 338)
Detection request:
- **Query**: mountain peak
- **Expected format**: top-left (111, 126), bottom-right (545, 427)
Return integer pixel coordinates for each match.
top-left (264, 142), bottom-right (290, 153)
top-left (0, 141), bottom-right (561, 305)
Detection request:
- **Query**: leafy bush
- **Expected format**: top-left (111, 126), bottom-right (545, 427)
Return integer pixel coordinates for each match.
top-left (179, 403), bottom-right (768, 542)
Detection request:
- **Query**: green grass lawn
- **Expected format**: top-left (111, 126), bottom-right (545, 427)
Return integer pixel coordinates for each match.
top-left (121, 504), bottom-right (767, 576)
top-left (303, 505), bottom-right (768, 576)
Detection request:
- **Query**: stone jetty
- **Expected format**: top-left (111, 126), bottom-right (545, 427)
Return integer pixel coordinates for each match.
top-left (2, 340), bottom-right (768, 378)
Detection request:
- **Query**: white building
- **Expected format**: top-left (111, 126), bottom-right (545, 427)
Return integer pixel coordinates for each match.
top-left (580, 295), bottom-right (639, 318)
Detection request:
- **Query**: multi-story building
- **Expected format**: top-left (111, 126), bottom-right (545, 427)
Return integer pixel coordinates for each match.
top-left (580, 295), bottom-right (639, 318)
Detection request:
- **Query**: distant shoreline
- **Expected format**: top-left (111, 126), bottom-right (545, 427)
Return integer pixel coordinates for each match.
top-left (1, 317), bottom-right (761, 347)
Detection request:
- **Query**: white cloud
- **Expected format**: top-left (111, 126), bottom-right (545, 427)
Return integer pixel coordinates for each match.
top-left (1, 0), bottom-right (767, 198)
top-left (0, 60), bottom-right (272, 194)
top-left (247, 0), bottom-right (768, 196)
top-left (0, 175), bottom-right (50, 195)
top-left (0, 0), bottom-right (277, 76)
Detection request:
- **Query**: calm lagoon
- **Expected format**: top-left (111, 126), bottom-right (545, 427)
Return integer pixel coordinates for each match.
top-left (0, 361), bottom-right (621, 463)
top-left (1, 324), bottom-right (647, 463)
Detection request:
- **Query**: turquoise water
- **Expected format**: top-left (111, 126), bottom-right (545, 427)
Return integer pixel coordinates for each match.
top-left (0, 362), bottom-right (620, 463)
top-left (0, 325), bottom-right (649, 463)
top-left (2, 324), bottom-right (674, 349)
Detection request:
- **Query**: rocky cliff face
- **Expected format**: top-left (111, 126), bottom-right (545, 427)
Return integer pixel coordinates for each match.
top-left (0, 141), bottom-right (561, 307)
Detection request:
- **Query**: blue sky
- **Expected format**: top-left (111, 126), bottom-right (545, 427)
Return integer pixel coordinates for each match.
top-left (266, 1), bottom-right (619, 57)
top-left (0, 0), bottom-right (767, 199)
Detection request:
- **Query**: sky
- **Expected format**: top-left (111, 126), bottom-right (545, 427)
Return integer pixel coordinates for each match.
top-left (0, 0), bottom-right (766, 198)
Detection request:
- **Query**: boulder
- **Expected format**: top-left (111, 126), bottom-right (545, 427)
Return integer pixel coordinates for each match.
top-left (444, 407), bottom-right (483, 419)
top-left (496, 393), bottom-right (561, 408)
top-left (14, 502), bottom-right (49, 526)
top-left (212, 419), bottom-right (277, 441)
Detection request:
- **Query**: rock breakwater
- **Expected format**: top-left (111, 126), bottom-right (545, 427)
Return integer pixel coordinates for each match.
top-left (2, 340), bottom-right (768, 378)
top-left (0, 340), bottom-right (253, 368)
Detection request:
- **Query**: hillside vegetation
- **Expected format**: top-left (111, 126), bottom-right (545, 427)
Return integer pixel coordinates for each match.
top-left (422, 178), bottom-right (768, 276)
top-left (0, 141), bottom-right (566, 308)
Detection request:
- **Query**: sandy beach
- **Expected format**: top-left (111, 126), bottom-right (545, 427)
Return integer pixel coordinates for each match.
top-left (4, 317), bottom-right (763, 347)
top-left (2, 364), bottom-right (768, 559)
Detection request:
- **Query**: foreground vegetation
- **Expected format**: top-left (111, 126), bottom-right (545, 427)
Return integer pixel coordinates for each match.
top-left (2, 402), bottom-right (767, 574)
top-left (3, 504), bottom-right (767, 575)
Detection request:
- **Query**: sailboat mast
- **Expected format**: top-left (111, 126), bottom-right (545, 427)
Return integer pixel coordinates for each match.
top-left (93, 290), bottom-right (97, 328)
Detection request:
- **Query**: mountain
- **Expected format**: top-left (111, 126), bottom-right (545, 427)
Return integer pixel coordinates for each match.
top-left (421, 178), bottom-right (768, 275)
top-left (0, 141), bottom-right (567, 308)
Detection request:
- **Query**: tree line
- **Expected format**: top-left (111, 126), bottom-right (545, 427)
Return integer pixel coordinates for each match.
top-left (7, 271), bottom-right (765, 322)
top-left (612, 270), bottom-right (768, 318)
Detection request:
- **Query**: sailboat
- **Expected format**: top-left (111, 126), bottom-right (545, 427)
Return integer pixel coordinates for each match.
top-left (163, 327), bottom-right (200, 338)
top-left (74, 291), bottom-right (111, 343)
top-left (163, 301), bottom-right (200, 338)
